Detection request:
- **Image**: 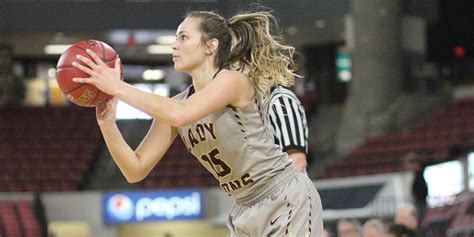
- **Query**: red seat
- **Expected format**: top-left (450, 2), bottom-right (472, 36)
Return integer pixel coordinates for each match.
top-left (316, 99), bottom-right (474, 179)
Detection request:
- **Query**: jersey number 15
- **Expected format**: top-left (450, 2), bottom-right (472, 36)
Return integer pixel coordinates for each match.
top-left (200, 148), bottom-right (231, 177)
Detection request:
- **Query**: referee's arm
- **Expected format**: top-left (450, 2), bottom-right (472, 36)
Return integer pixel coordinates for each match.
top-left (268, 88), bottom-right (309, 173)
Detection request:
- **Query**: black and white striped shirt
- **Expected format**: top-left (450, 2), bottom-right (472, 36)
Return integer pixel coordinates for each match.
top-left (267, 86), bottom-right (308, 154)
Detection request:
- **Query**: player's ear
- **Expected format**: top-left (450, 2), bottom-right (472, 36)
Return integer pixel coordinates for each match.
top-left (205, 38), bottom-right (219, 56)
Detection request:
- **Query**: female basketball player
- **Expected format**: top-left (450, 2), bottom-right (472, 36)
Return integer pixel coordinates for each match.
top-left (72, 9), bottom-right (323, 236)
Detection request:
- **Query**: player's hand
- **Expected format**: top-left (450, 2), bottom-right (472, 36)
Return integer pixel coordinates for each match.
top-left (71, 49), bottom-right (122, 96)
top-left (96, 97), bottom-right (118, 127)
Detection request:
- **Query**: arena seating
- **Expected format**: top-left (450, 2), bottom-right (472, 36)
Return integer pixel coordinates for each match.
top-left (0, 200), bottom-right (43, 237)
top-left (0, 106), bottom-right (102, 192)
top-left (316, 98), bottom-right (474, 179)
top-left (16, 201), bottom-right (42, 237)
top-left (0, 201), bottom-right (22, 237)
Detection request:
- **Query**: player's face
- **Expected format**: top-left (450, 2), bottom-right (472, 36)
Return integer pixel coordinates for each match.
top-left (172, 17), bottom-right (208, 73)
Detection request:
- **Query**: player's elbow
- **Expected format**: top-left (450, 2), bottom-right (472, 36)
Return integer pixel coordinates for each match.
top-left (123, 165), bottom-right (148, 183)
top-left (170, 112), bottom-right (193, 127)
top-left (173, 118), bottom-right (191, 127)
top-left (126, 178), bottom-right (142, 184)
top-left (125, 174), bottom-right (146, 184)
top-left (150, 108), bottom-right (191, 127)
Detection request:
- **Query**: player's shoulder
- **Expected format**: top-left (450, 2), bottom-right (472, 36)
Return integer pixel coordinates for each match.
top-left (214, 69), bottom-right (252, 90)
top-left (216, 69), bottom-right (248, 82)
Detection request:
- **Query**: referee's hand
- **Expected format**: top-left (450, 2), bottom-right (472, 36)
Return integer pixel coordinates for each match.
top-left (287, 150), bottom-right (307, 173)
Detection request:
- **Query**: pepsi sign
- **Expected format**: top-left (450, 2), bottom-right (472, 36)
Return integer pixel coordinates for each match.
top-left (103, 189), bottom-right (204, 224)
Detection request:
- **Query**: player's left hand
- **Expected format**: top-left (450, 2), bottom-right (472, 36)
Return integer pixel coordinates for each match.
top-left (96, 97), bottom-right (118, 127)
top-left (72, 49), bottom-right (122, 96)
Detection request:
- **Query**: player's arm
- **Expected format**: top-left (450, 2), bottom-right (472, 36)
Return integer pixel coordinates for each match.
top-left (100, 119), bottom-right (178, 183)
top-left (114, 70), bottom-right (252, 127)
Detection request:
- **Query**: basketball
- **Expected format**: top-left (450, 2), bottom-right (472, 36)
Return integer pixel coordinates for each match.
top-left (56, 39), bottom-right (122, 107)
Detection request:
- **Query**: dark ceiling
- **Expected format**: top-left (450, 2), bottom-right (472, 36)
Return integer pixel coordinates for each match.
top-left (0, 0), bottom-right (349, 31)
top-left (0, 0), bottom-right (437, 63)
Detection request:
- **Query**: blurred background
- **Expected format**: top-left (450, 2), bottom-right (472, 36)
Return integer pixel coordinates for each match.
top-left (0, 0), bottom-right (473, 236)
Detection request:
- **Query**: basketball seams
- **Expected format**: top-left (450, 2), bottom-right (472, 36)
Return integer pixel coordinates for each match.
top-left (97, 41), bottom-right (107, 62)
top-left (57, 42), bottom-right (109, 69)
top-left (72, 44), bottom-right (88, 52)
top-left (56, 65), bottom-right (87, 79)
top-left (98, 40), bottom-right (118, 65)
top-left (56, 65), bottom-right (79, 70)
top-left (56, 45), bottom-right (88, 69)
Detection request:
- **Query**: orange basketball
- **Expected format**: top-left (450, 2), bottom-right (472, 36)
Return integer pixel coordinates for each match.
top-left (56, 39), bottom-right (122, 107)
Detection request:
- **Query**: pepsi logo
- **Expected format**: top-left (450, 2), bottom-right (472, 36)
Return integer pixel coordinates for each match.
top-left (107, 194), bottom-right (134, 221)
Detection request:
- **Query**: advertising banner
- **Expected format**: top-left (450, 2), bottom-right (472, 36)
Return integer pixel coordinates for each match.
top-left (103, 189), bottom-right (205, 225)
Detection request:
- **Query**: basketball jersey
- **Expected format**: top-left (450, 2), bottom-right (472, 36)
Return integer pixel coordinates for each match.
top-left (175, 85), bottom-right (292, 202)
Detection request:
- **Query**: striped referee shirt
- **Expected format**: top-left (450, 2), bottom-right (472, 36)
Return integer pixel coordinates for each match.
top-left (267, 86), bottom-right (309, 154)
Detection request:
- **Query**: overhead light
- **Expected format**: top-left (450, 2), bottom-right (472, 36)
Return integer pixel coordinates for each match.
top-left (154, 84), bottom-right (170, 97)
top-left (142, 69), bottom-right (165, 81)
top-left (47, 68), bottom-right (56, 78)
top-left (44, 44), bottom-right (72, 55)
top-left (146, 45), bottom-right (173, 55)
top-left (315, 19), bottom-right (326, 29)
top-left (155, 35), bottom-right (176, 45)
top-left (287, 26), bottom-right (298, 35)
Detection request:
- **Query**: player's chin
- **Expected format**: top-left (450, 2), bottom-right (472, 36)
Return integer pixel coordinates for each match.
top-left (173, 63), bottom-right (187, 73)
top-left (173, 63), bottom-right (180, 71)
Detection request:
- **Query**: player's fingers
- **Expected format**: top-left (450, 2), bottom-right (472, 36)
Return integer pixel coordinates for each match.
top-left (110, 97), bottom-right (118, 104)
top-left (86, 49), bottom-right (107, 66)
top-left (96, 105), bottom-right (107, 117)
top-left (107, 99), bottom-right (116, 110)
top-left (114, 57), bottom-right (121, 71)
top-left (76, 55), bottom-right (98, 70)
top-left (96, 101), bottom-right (106, 110)
top-left (72, 62), bottom-right (95, 76)
top-left (72, 77), bottom-right (94, 84)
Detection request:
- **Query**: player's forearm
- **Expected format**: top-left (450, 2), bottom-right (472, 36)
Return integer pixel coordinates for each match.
top-left (99, 123), bottom-right (145, 183)
top-left (115, 83), bottom-right (188, 127)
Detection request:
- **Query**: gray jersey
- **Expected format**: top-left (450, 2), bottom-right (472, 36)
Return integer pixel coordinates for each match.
top-left (175, 85), bottom-right (292, 202)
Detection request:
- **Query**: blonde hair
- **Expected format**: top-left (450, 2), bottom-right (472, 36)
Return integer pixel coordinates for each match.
top-left (227, 11), bottom-right (298, 95)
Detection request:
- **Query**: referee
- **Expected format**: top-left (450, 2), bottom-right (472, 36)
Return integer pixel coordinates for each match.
top-left (267, 86), bottom-right (309, 173)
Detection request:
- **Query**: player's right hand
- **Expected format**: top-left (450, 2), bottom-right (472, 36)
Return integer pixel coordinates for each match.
top-left (72, 50), bottom-right (123, 97)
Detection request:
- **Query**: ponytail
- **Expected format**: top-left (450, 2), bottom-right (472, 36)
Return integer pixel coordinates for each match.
top-left (226, 11), bottom-right (298, 95)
